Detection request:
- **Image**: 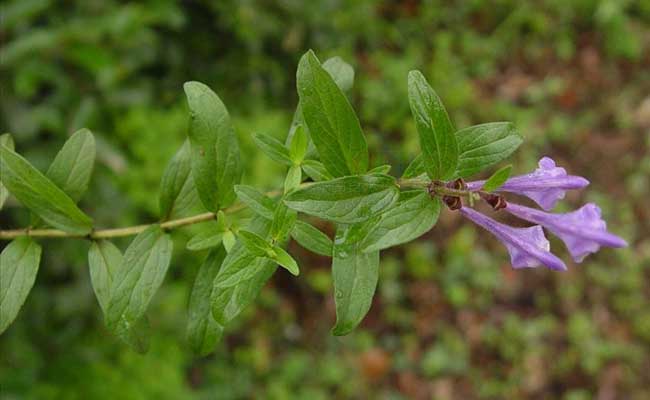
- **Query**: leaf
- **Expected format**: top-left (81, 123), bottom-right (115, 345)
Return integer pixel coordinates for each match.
top-left (408, 70), bottom-right (458, 180)
top-left (361, 192), bottom-right (441, 252)
top-left (0, 237), bottom-right (42, 334)
top-left (368, 164), bottom-right (391, 175)
top-left (284, 165), bottom-right (302, 194)
top-left (284, 174), bottom-right (399, 224)
top-left (212, 216), bottom-right (277, 325)
top-left (159, 140), bottom-right (195, 220)
top-left (105, 226), bottom-right (173, 336)
top-left (289, 125), bottom-right (308, 164)
top-left (270, 246), bottom-right (299, 276)
top-left (0, 144), bottom-right (93, 235)
top-left (46, 128), bottom-right (96, 202)
top-left (455, 122), bottom-right (523, 178)
top-left (186, 230), bottom-right (224, 251)
top-left (401, 154), bottom-right (426, 179)
top-left (187, 246), bottom-right (226, 355)
top-left (290, 220), bottom-right (333, 256)
top-left (482, 164), bottom-right (513, 192)
top-left (252, 133), bottom-right (292, 166)
top-left (0, 134), bottom-right (15, 210)
top-left (88, 240), bottom-right (122, 313)
top-left (184, 81), bottom-right (242, 211)
top-left (296, 50), bottom-right (368, 177)
top-left (234, 185), bottom-right (277, 220)
top-left (331, 224), bottom-right (379, 336)
top-left (270, 202), bottom-right (297, 242)
top-left (301, 159), bottom-right (333, 182)
top-left (237, 230), bottom-right (274, 257)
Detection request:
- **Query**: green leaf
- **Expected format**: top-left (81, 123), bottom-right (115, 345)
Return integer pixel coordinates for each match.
top-left (0, 237), bottom-right (42, 334)
top-left (0, 144), bottom-right (93, 235)
top-left (222, 231), bottom-right (236, 253)
top-left (401, 154), bottom-right (426, 179)
top-left (184, 81), bottom-right (242, 211)
top-left (482, 164), bottom-right (513, 192)
top-left (290, 220), bottom-right (332, 256)
top-left (331, 224), bottom-right (379, 336)
top-left (46, 128), bottom-right (96, 202)
top-left (361, 192), bottom-right (441, 252)
top-left (187, 246), bottom-right (226, 356)
top-left (322, 56), bottom-right (355, 92)
top-left (0, 134), bottom-right (15, 210)
top-left (284, 165), bottom-right (302, 194)
top-left (270, 246), bottom-right (299, 276)
top-left (271, 202), bottom-right (297, 242)
top-left (252, 132), bottom-right (292, 166)
top-left (88, 240), bottom-right (122, 314)
top-left (159, 140), bottom-right (196, 220)
top-left (296, 50), bottom-right (368, 177)
top-left (234, 185), bottom-right (277, 220)
top-left (302, 159), bottom-right (333, 182)
top-left (237, 230), bottom-right (274, 257)
top-left (186, 230), bottom-right (224, 251)
top-left (408, 70), bottom-right (458, 180)
top-left (368, 164), bottom-right (391, 175)
top-left (289, 125), bottom-right (308, 165)
top-left (284, 174), bottom-right (399, 224)
top-left (212, 216), bottom-right (277, 324)
top-left (455, 122), bottom-right (522, 178)
top-left (105, 226), bottom-right (173, 337)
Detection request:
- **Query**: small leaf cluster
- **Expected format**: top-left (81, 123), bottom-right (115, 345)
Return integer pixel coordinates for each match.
top-left (0, 50), bottom-right (522, 354)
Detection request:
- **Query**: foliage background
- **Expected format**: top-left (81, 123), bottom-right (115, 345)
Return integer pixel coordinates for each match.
top-left (1, 0), bottom-right (649, 398)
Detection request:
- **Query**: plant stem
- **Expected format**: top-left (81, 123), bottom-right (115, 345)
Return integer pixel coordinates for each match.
top-left (0, 179), bottom-right (473, 241)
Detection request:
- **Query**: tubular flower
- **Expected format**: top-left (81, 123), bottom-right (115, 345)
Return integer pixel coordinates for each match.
top-left (504, 202), bottom-right (628, 263)
top-left (467, 157), bottom-right (589, 210)
top-left (459, 207), bottom-right (567, 271)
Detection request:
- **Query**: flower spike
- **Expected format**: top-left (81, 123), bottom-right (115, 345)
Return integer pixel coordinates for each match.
top-left (467, 157), bottom-right (589, 210)
top-left (459, 207), bottom-right (567, 271)
top-left (504, 202), bottom-right (628, 262)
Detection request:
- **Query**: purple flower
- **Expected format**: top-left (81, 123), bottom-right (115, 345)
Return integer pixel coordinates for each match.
top-left (467, 157), bottom-right (589, 210)
top-left (504, 202), bottom-right (628, 263)
top-left (459, 207), bottom-right (567, 271)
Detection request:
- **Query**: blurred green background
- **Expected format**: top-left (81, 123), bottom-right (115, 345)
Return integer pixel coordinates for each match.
top-left (1, 0), bottom-right (649, 398)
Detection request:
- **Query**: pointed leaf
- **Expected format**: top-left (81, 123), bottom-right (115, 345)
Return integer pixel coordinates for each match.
top-left (482, 164), bottom-right (513, 192)
top-left (296, 50), bottom-right (368, 177)
top-left (302, 159), bottom-right (333, 182)
top-left (271, 246), bottom-right (299, 276)
top-left (455, 122), bottom-right (522, 178)
top-left (361, 192), bottom-right (441, 252)
top-left (187, 246), bottom-right (226, 355)
top-left (331, 224), bottom-right (379, 336)
top-left (252, 133), bottom-right (292, 166)
top-left (0, 237), bottom-right (42, 333)
top-left (234, 185), bottom-right (276, 220)
top-left (88, 240), bottom-right (122, 313)
top-left (284, 165), bottom-right (302, 194)
top-left (284, 174), bottom-right (399, 224)
top-left (105, 226), bottom-right (173, 335)
top-left (271, 202), bottom-right (297, 242)
top-left (401, 154), bottom-right (426, 179)
top-left (289, 125), bottom-right (308, 164)
top-left (290, 220), bottom-right (333, 257)
top-left (0, 144), bottom-right (93, 234)
top-left (408, 70), bottom-right (458, 180)
top-left (368, 164), bottom-right (391, 175)
top-left (159, 140), bottom-right (203, 220)
top-left (46, 128), bottom-right (95, 202)
top-left (237, 230), bottom-right (274, 257)
top-left (184, 81), bottom-right (241, 211)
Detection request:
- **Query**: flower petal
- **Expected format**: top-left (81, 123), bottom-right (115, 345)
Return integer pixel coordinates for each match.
top-left (459, 207), bottom-right (567, 271)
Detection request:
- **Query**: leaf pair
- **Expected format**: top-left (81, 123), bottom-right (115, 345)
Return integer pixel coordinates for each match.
top-left (1, 130), bottom-right (95, 235)
top-left (88, 226), bottom-right (173, 352)
top-left (406, 72), bottom-right (523, 180)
